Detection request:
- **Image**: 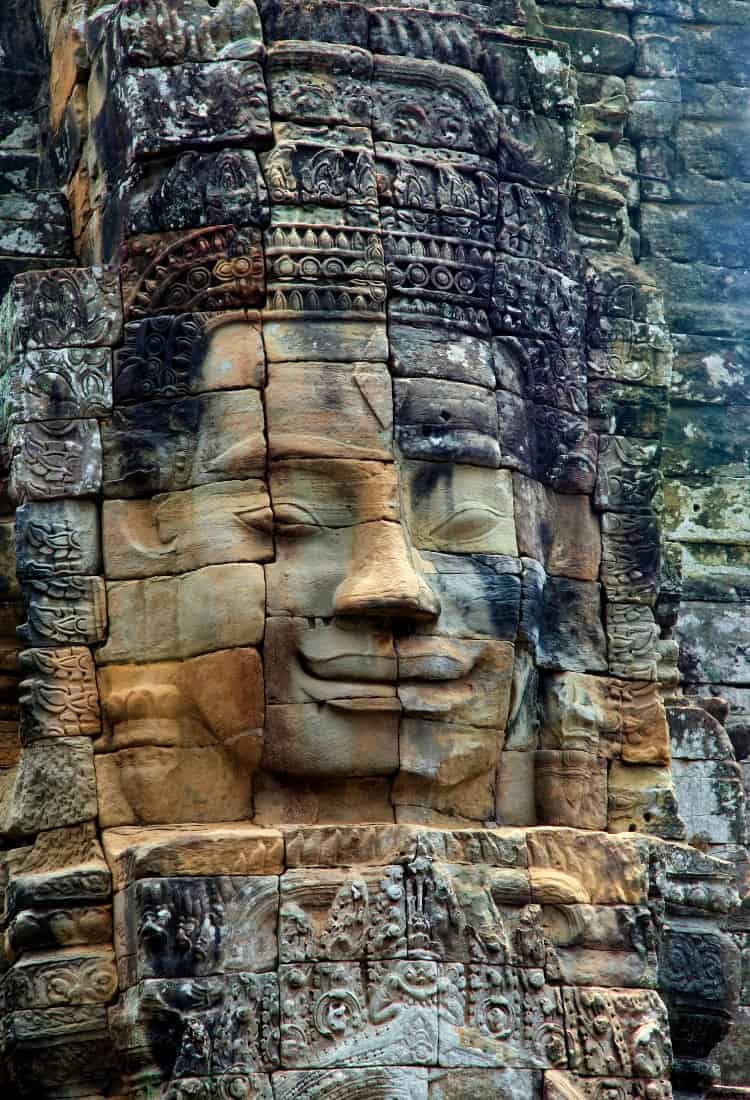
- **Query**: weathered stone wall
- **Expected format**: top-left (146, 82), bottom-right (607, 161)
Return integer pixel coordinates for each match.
top-left (535, 0), bottom-right (750, 1086)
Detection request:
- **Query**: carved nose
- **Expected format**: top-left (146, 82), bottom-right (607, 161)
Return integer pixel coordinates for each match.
top-left (333, 520), bottom-right (440, 621)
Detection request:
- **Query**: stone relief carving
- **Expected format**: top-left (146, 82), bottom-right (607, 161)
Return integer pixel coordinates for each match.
top-left (0, 0), bottom-right (742, 1097)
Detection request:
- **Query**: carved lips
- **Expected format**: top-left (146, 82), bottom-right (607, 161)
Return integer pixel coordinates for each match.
top-left (295, 631), bottom-right (480, 714)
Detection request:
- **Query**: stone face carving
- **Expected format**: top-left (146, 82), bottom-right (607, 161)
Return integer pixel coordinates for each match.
top-left (0, 0), bottom-right (740, 1097)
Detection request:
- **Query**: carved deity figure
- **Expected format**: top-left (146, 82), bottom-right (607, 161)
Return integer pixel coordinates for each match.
top-left (0, 1), bottom-right (739, 1098)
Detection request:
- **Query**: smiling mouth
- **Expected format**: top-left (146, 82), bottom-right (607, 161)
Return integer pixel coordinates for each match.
top-left (297, 642), bottom-right (475, 712)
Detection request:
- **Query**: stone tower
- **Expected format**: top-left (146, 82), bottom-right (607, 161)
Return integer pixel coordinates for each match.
top-left (0, 1), bottom-right (747, 1098)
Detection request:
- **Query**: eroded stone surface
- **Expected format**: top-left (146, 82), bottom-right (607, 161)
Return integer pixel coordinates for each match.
top-left (0, 0), bottom-right (743, 1095)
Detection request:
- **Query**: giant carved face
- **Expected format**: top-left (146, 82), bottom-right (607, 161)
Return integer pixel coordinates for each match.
top-left (41, 0), bottom-right (627, 830)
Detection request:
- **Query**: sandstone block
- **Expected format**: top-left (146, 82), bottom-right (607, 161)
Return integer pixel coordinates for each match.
top-left (395, 378), bottom-right (500, 469)
top-left (102, 0), bottom-right (264, 68)
top-left (97, 647), bottom-right (264, 753)
top-left (672, 756), bottom-right (746, 846)
top-left (606, 603), bottom-right (660, 681)
top-left (0, 189), bottom-right (70, 257)
top-left (528, 829), bottom-right (649, 905)
top-left (264, 616), bottom-right (395, 706)
top-left (666, 506), bottom-right (750, 592)
top-left (268, 42), bottom-right (373, 126)
top-left (103, 824), bottom-right (284, 891)
top-left (391, 324), bottom-right (495, 389)
top-left (642, 200), bottom-right (750, 270)
top-left (383, 207), bottom-right (494, 324)
top-left (666, 403), bottom-right (750, 483)
top-left (536, 576), bottom-right (608, 674)
top-left (497, 109), bottom-right (575, 189)
top-left (493, 336), bottom-right (586, 412)
top-left (6, 947), bottom-right (117, 1009)
top-left (9, 418), bottom-right (102, 502)
top-left (98, 563), bottom-right (265, 663)
top-left (595, 436), bottom-right (661, 514)
top-left (262, 318), bottom-right (389, 362)
top-left (677, 599), bottom-right (750, 684)
top-left (0, 518), bottom-right (17, 599)
top-left (373, 55), bottom-right (498, 156)
top-left (541, 672), bottom-right (618, 758)
top-left (403, 461), bottom-right (516, 555)
top-left (601, 511), bottom-right (660, 606)
top-left (438, 961), bottom-right (566, 1068)
top-left (5, 737), bottom-right (98, 835)
top-left (115, 311), bottom-right (265, 403)
top-left (255, 773), bottom-right (396, 826)
top-left (275, 1069), bottom-right (427, 1099)
top-left (114, 61), bottom-right (271, 160)
top-left (271, 458), bottom-right (399, 528)
top-left (95, 741), bottom-right (254, 826)
top-left (513, 475), bottom-right (600, 581)
top-left (564, 986), bottom-right (672, 1079)
top-left (398, 636), bottom-right (514, 730)
top-left (369, 9), bottom-right (483, 69)
top-left (394, 719), bottom-right (496, 821)
top-left (546, 25), bottom-right (635, 75)
top-left (542, 905), bottom-right (658, 990)
top-left (283, 823), bottom-right (528, 869)
top-left (6, 903), bottom-right (113, 957)
top-left (121, 225), bottom-right (265, 320)
top-left (414, 552), bottom-right (519, 641)
top-left (589, 380), bottom-right (669, 440)
top-left (496, 750), bottom-right (536, 827)
top-left (670, 332), bottom-right (750, 406)
top-left (535, 749), bottom-right (607, 829)
top-left (266, 361), bottom-right (393, 460)
top-left (545, 1072), bottom-right (672, 1098)
top-left (641, 256), bottom-right (750, 337)
top-left (111, 972), bottom-right (279, 1073)
top-left (496, 183), bottom-right (579, 280)
top-left (115, 875), bottom-right (279, 985)
top-left (279, 865), bottom-right (406, 962)
top-left (608, 760), bottom-right (685, 839)
top-left (4, 346), bottom-right (112, 424)
top-left (267, 520), bottom-right (431, 619)
top-left (19, 646), bottom-right (101, 741)
top-left (505, 648), bottom-right (540, 751)
top-left (263, 700), bottom-right (399, 778)
top-left (18, 574), bottom-right (107, 647)
top-left (279, 958), bottom-right (437, 1066)
top-left (258, 0), bottom-right (369, 45)
top-left (264, 121), bottom-right (377, 212)
top-left (15, 499), bottom-right (101, 578)
top-left (587, 319), bottom-right (672, 390)
top-left (492, 256), bottom-right (584, 348)
top-left (122, 145), bottom-right (270, 240)
top-left (102, 389), bottom-right (265, 497)
top-left (3, 822), bottom-right (111, 917)
top-left (668, 704), bottom-right (735, 761)
top-left (103, 480), bottom-right (272, 579)
top-left (2, 267), bottom-right (122, 352)
top-left (265, 207), bottom-right (386, 318)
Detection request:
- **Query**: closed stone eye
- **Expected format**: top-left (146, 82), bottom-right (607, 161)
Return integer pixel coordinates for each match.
top-left (428, 504), bottom-right (505, 544)
top-left (274, 502), bottom-right (322, 534)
